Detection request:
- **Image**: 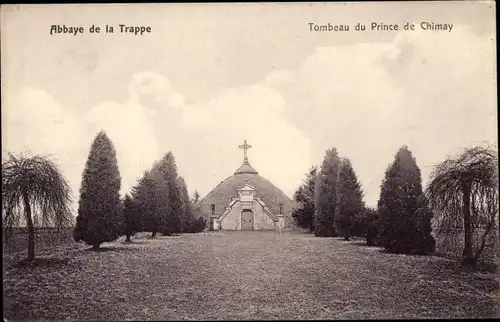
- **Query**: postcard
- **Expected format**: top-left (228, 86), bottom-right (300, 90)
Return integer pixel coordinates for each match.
top-left (2, 2), bottom-right (497, 321)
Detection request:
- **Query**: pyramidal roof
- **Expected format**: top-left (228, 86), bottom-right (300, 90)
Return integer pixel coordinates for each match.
top-left (197, 140), bottom-right (297, 229)
top-left (198, 170), bottom-right (295, 224)
top-left (234, 161), bottom-right (259, 175)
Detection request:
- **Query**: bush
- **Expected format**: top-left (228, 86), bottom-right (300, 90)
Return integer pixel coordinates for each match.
top-left (292, 166), bottom-right (317, 232)
top-left (183, 217), bottom-right (207, 233)
top-left (378, 146), bottom-right (435, 255)
top-left (362, 208), bottom-right (380, 246)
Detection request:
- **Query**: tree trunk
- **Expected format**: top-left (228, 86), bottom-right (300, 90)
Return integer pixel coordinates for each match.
top-left (23, 192), bottom-right (35, 262)
top-left (344, 227), bottom-right (350, 241)
top-left (151, 231), bottom-right (156, 238)
top-left (92, 243), bottom-right (100, 250)
top-left (462, 181), bottom-right (473, 265)
top-left (472, 211), bottom-right (496, 264)
top-left (125, 234), bottom-right (131, 242)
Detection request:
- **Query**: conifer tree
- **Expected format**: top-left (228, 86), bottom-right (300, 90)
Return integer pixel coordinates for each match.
top-left (131, 170), bottom-right (164, 237)
top-left (156, 152), bottom-right (182, 235)
top-left (177, 176), bottom-right (194, 233)
top-left (74, 131), bottom-right (122, 250)
top-left (189, 189), bottom-right (206, 232)
top-left (335, 158), bottom-right (365, 241)
top-left (292, 166), bottom-right (317, 232)
top-left (377, 146), bottom-right (435, 254)
top-left (149, 162), bottom-right (170, 236)
top-left (314, 148), bottom-right (341, 237)
top-left (192, 190), bottom-right (200, 204)
top-left (362, 207), bottom-right (380, 246)
top-left (123, 193), bottom-right (137, 242)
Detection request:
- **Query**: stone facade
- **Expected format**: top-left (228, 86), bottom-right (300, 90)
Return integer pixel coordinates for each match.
top-left (213, 183), bottom-right (284, 231)
top-left (199, 143), bottom-right (296, 231)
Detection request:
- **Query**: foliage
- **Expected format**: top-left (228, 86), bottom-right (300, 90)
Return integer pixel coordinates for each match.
top-left (378, 146), bottom-right (435, 255)
top-left (292, 166), bottom-right (317, 232)
top-left (2, 152), bottom-right (73, 260)
top-left (155, 152), bottom-right (183, 235)
top-left (131, 170), bottom-right (165, 237)
top-left (129, 152), bottom-right (204, 236)
top-left (191, 190), bottom-right (200, 204)
top-left (314, 148), bottom-right (341, 237)
top-left (335, 159), bottom-right (365, 240)
top-left (426, 146), bottom-right (498, 266)
top-left (177, 177), bottom-right (194, 233)
top-left (122, 193), bottom-right (138, 242)
top-left (361, 207), bottom-right (381, 246)
top-left (183, 216), bottom-right (207, 233)
top-left (73, 131), bottom-right (122, 249)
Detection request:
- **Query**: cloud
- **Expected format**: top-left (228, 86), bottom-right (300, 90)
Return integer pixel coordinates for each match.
top-left (2, 68), bottom-right (312, 216)
top-left (2, 87), bottom-right (88, 212)
top-left (129, 71), bottom-right (185, 108)
top-left (180, 83), bottom-right (312, 198)
top-left (86, 100), bottom-right (161, 196)
top-left (83, 70), bottom-right (313, 200)
top-left (2, 75), bottom-right (173, 213)
top-left (271, 25), bottom-right (496, 207)
top-left (3, 24), bottom-right (495, 211)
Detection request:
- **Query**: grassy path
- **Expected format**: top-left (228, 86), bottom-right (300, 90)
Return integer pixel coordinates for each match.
top-left (3, 231), bottom-right (499, 320)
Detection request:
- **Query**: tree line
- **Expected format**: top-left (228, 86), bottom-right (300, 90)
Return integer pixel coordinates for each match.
top-left (2, 130), bottom-right (206, 261)
top-left (292, 145), bottom-right (498, 266)
top-left (2, 130), bottom-right (496, 268)
top-left (73, 131), bottom-right (206, 249)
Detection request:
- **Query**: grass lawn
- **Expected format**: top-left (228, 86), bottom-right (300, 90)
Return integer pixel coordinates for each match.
top-left (3, 231), bottom-right (499, 320)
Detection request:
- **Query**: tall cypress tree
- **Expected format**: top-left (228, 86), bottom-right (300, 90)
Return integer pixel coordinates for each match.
top-left (177, 176), bottom-right (193, 233)
top-left (157, 152), bottom-right (182, 235)
top-left (123, 193), bottom-right (137, 242)
top-left (292, 166), bottom-right (317, 232)
top-left (131, 169), bottom-right (165, 238)
top-left (335, 158), bottom-right (365, 241)
top-left (149, 161), bottom-right (170, 236)
top-left (314, 148), bottom-right (341, 237)
top-left (378, 146), bottom-right (435, 255)
top-left (74, 131), bottom-right (122, 250)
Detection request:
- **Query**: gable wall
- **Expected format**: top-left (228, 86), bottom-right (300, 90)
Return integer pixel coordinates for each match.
top-left (220, 200), bottom-right (275, 230)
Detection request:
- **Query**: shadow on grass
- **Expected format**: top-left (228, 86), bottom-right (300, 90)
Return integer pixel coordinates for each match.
top-left (159, 235), bottom-right (181, 238)
top-left (133, 234), bottom-right (180, 240)
top-left (351, 240), bottom-right (384, 249)
top-left (351, 240), bottom-right (498, 274)
top-left (85, 246), bottom-right (135, 253)
top-left (463, 261), bottom-right (498, 274)
top-left (122, 240), bottom-right (149, 245)
top-left (434, 252), bottom-right (499, 274)
top-left (11, 257), bottom-right (69, 269)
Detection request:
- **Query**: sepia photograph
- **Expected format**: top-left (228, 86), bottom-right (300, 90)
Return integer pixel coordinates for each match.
top-left (1, 2), bottom-right (498, 320)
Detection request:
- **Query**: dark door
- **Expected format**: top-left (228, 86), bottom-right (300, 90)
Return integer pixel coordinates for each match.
top-left (241, 210), bottom-right (254, 230)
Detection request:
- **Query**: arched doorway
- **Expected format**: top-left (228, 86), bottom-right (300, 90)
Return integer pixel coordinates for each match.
top-left (241, 209), bottom-right (254, 230)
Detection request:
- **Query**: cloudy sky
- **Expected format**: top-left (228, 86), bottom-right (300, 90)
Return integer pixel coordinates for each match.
top-left (1, 2), bottom-right (496, 213)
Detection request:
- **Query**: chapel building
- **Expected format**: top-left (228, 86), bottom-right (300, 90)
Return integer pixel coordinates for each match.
top-left (198, 140), bottom-right (295, 231)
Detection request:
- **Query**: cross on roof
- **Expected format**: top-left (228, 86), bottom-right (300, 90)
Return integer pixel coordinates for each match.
top-left (238, 139), bottom-right (252, 164)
